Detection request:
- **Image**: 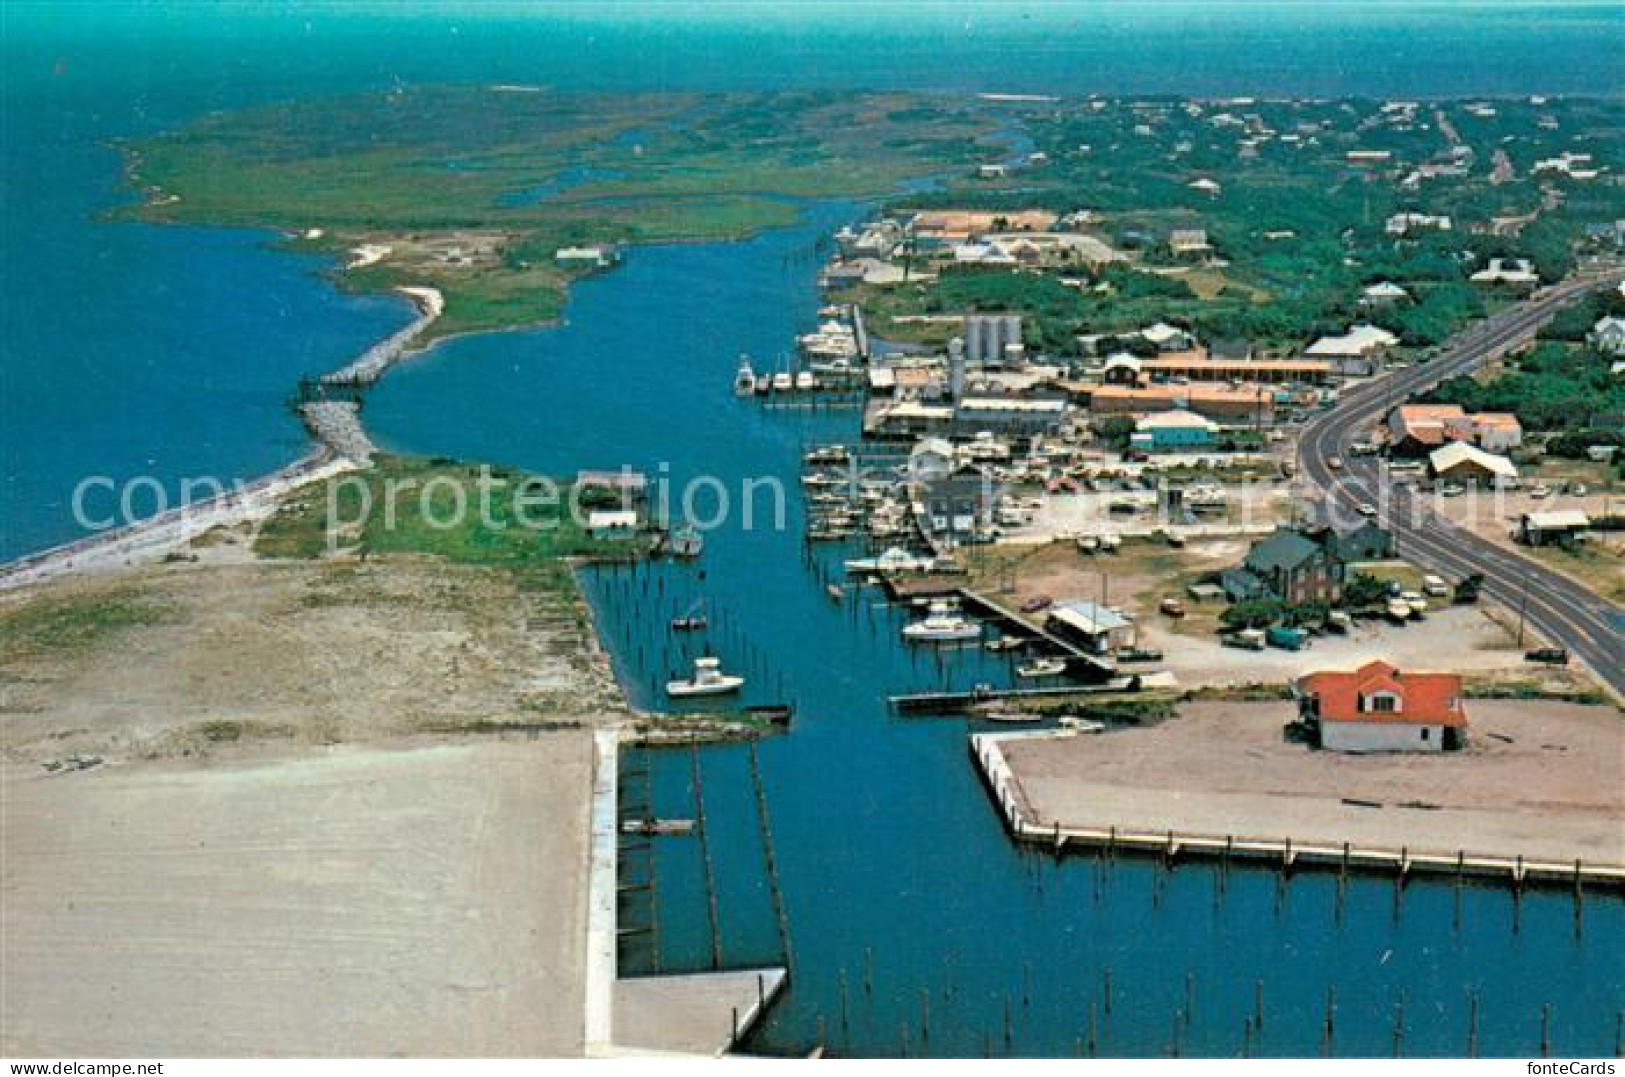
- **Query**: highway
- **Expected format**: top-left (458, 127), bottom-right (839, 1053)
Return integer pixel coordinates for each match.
top-left (1297, 273), bottom-right (1625, 700)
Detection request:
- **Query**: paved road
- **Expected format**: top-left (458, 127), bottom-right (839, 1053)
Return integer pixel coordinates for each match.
top-left (1298, 274), bottom-right (1625, 700)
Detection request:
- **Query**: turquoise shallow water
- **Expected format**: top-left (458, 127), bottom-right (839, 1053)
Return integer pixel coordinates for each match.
top-left (4, 3), bottom-right (1623, 1056)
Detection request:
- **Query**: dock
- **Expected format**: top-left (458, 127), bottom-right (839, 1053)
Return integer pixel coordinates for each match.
top-left (970, 731), bottom-right (1625, 891)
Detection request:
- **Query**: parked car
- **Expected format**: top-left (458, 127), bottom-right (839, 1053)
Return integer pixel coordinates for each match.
top-left (1422, 575), bottom-right (1450, 598)
top-left (1159, 598), bottom-right (1187, 618)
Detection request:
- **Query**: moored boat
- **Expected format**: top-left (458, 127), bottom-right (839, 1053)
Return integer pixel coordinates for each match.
top-left (665, 656), bottom-right (744, 698)
top-left (902, 600), bottom-right (980, 643)
top-left (1017, 657), bottom-right (1068, 678)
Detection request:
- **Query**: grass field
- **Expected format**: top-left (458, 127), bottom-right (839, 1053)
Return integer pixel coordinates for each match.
top-left (124, 87), bottom-right (1002, 340)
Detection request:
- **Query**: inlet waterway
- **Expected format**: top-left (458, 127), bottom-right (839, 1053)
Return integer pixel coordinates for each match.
top-left (8, 3), bottom-right (1625, 1057)
top-left (365, 201), bottom-right (1624, 1057)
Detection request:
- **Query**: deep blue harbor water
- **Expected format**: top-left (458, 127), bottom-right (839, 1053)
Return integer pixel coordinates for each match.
top-left (3, 1), bottom-right (1622, 1057)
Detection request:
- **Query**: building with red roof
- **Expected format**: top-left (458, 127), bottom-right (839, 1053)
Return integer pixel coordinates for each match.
top-left (1295, 659), bottom-right (1468, 753)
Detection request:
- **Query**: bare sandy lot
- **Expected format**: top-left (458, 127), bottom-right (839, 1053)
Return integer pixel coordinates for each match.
top-left (1, 551), bottom-right (628, 1056)
top-left (1, 557), bottom-right (623, 767)
top-left (1001, 700), bottom-right (1625, 866)
top-left (1, 737), bottom-right (593, 1056)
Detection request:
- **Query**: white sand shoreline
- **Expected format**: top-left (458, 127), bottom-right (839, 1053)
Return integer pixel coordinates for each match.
top-left (0, 284), bottom-right (443, 593)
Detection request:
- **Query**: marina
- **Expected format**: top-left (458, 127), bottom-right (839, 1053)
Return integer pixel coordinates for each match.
top-left (357, 197), bottom-right (1624, 1055)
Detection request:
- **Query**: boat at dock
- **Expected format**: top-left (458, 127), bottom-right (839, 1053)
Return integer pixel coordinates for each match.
top-left (734, 355), bottom-right (756, 396)
top-left (982, 709), bottom-right (1044, 725)
top-left (1017, 657), bottom-right (1068, 678)
top-left (902, 600), bottom-right (980, 643)
top-left (620, 818), bottom-right (696, 836)
top-left (665, 655), bottom-right (744, 698)
top-left (670, 599), bottom-right (707, 631)
top-left (845, 546), bottom-right (931, 574)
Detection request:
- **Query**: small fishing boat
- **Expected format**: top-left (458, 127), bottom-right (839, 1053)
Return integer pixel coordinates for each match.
top-left (804, 445), bottom-right (849, 465)
top-left (1017, 657), bottom-right (1068, 679)
top-left (983, 710), bottom-right (1043, 725)
top-left (620, 818), bottom-right (696, 836)
top-left (795, 370), bottom-right (816, 391)
top-left (985, 636), bottom-right (1026, 653)
top-left (825, 583), bottom-right (844, 602)
top-left (666, 656), bottom-right (744, 698)
top-left (670, 524), bottom-right (703, 559)
top-left (734, 355), bottom-right (756, 396)
top-left (670, 599), bottom-right (707, 631)
top-left (902, 600), bottom-right (980, 643)
top-left (772, 371), bottom-right (793, 392)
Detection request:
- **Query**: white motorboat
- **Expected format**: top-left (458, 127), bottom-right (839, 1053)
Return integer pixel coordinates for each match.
top-left (1017, 657), bottom-right (1068, 678)
top-left (983, 710), bottom-right (1043, 725)
top-left (902, 600), bottom-right (980, 643)
top-left (665, 656), bottom-right (744, 698)
top-left (772, 371), bottom-right (793, 392)
top-left (795, 370), bottom-right (816, 391)
top-left (845, 546), bottom-right (930, 574)
top-left (734, 356), bottom-right (756, 396)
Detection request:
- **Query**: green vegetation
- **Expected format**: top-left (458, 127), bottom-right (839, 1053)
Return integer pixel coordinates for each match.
top-left (125, 87), bottom-right (1001, 341)
top-left (254, 455), bottom-right (636, 591)
top-left (1425, 339), bottom-right (1624, 432)
top-left (0, 587), bottom-right (174, 661)
top-left (860, 96), bottom-right (1623, 355)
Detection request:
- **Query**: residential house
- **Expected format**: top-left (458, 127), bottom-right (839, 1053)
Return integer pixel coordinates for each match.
top-left (1590, 316), bottom-right (1625, 357)
top-left (1296, 660), bottom-right (1468, 753)
top-left (921, 465), bottom-right (998, 542)
top-left (1385, 212), bottom-right (1451, 236)
top-left (1387, 405), bottom-right (1521, 455)
top-left (1361, 281), bottom-right (1410, 306)
top-left (1140, 322), bottom-right (1197, 353)
top-left (1312, 520), bottom-right (1394, 563)
top-left (1222, 527), bottom-right (1344, 605)
top-left (1168, 229), bottom-right (1213, 259)
top-left (1470, 257), bottom-right (1539, 289)
top-left (908, 437), bottom-right (956, 482)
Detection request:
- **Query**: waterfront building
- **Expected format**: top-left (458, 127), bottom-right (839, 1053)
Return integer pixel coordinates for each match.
top-left (1296, 660), bottom-right (1468, 753)
top-left (1129, 409), bottom-right (1218, 453)
top-left (1046, 600), bottom-right (1134, 655)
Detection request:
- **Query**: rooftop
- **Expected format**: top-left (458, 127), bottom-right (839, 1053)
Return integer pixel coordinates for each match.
top-left (1299, 660), bottom-right (1467, 728)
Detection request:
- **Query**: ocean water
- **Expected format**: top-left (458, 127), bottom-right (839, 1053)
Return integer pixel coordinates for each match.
top-left (2, 1), bottom-right (1622, 1057)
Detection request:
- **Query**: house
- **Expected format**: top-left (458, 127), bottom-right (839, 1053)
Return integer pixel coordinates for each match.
top-left (1387, 405), bottom-right (1522, 455)
top-left (908, 437), bottom-right (956, 482)
top-left (1140, 322), bottom-right (1196, 353)
top-left (1361, 281), bottom-right (1410, 306)
top-left (1047, 600), bottom-right (1135, 655)
top-left (1385, 212), bottom-right (1451, 236)
top-left (1305, 325), bottom-right (1398, 375)
top-left (1590, 316), bottom-right (1625, 357)
top-left (1427, 441), bottom-right (1519, 487)
top-left (587, 509), bottom-right (639, 537)
top-left (1223, 527), bottom-right (1343, 605)
top-left (1188, 177), bottom-right (1222, 197)
top-left (1313, 520), bottom-right (1394, 563)
top-left (1168, 229), bottom-right (1213, 258)
top-left (1296, 660), bottom-right (1468, 753)
top-left (1468, 412), bottom-right (1523, 453)
top-left (1130, 409), bottom-right (1219, 453)
top-left (1517, 510), bottom-right (1591, 548)
top-left (921, 466), bottom-right (998, 541)
top-left (1470, 257), bottom-right (1539, 289)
